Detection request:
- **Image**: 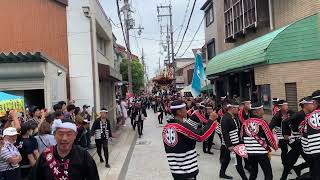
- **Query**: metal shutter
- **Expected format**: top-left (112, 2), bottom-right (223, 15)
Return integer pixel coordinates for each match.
top-left (0, 78), bottom-right (44, 91)
top-left (285, 83), bottom-right (298, 111)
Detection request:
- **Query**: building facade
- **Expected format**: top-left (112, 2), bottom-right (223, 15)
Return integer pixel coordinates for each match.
top-left (0, 0), bottom-right (69, 109)
top-left (67, 0), bottom-right (121, 120)
top-left (202, 0), bottom-right (320, 111)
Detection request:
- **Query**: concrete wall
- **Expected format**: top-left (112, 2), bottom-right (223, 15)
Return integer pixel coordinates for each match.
top-left (273, 0), bottom-right (320, 29)
top-left (68, 0), bottom-right (114, 111)
top-left (254, 60), bottom-right (320, 103)
top-left (45, 62), bottom-right (67, 109)
top-left (67, 0), bottom-right (95, 108)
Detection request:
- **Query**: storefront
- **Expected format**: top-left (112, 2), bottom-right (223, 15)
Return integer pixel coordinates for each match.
top-left (206, 13), bottom-right (320, 111)
top-left (0, 52), bottom-right (67, 110)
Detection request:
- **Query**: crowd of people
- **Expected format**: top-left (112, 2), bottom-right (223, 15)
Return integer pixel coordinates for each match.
top-left (0, 100), bottom-right (116, 180)
top-left (142, 88), bottom-right (320, 180)
top-left (2, 87), bottom-right (320, 180)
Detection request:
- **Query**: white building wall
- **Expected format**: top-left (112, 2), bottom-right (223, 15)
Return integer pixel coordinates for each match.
top-left (67, 0), bottom-right (114, 112)
top-left (44, 62), bottom-right (67, 110)
top-left (67, 0), bottom-right (95, 108)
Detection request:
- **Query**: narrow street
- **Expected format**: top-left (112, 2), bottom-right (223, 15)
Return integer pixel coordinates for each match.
top-left (123, 110), bottom-right (305, 180)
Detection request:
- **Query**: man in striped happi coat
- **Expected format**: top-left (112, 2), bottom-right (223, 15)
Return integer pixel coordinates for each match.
top-left (91, 108), bottom-right (112, 168)
top-left (281, 96), bottom-right (315, 180)
top-left (190, 103), bottom-right (214, 155)
top-left (269, 100), bottom-right (295, 169)
top-left (299, 90), bottom-right (320, 180)
top-left (242, 102), bottom-right (278, 180)
top-left (220, 100), bottom-right (248, 180)
top-left (162, 100), bottom-right (217, 180)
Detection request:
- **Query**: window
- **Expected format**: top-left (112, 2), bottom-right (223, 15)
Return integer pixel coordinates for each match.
top-left (205, 5), bottom-right (214, 27)
top-left (224, 0), bottom-right (257, 41)
top-left (97, 35), bottom-right (106, 56)
top-left (258, 84), bottom-right (271, 109)
top-left (206, 39), bottom-right (216, 60)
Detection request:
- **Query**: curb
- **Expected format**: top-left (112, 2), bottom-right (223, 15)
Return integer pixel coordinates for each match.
top-left (118, 131), bottom-right (138, 180)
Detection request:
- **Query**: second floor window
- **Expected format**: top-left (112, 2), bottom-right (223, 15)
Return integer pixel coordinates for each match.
top-left (205, 5), bottom-right (214, 27)
top-left (97, 36), bottom-right (106, 56)
top-left (207, 39), bottom-right (216, 60)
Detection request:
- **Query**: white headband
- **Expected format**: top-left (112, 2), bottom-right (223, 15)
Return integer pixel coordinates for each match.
top-left (100, 110), bottom-right (108, 113)
top-left (170, 103), bottom-right (186, 110)
top-left (226, 104), bottom-right (239, 108)
top-left (52, 119), bottom-right (77, 132)
top-left (251, 105), bottom-right (264, 110)
top-left (279, 102), bottom-right (288, 106)
top-left (313, 95), bottom-right (320, 99)
top-left (272, 98), bottom-right (279, 102)
top-left (241, 101), bottom-right (251, 104)
top-left (299, 100), bottom-right (314, 104)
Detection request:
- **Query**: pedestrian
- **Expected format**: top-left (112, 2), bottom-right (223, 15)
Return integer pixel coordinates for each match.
top-left (30, 119), bottom-right (99, 180)
top-left (75, 116), bottom-right (89, 150)
top-left (0, 127), bottom-right (22, 180)
top-left (64, 104), bottom-right (76, 120)
top-left (120, 97), bottom-right (128, 123)
top-left (16, 122), bottom-right (39, 179)
top-left (238, 98), bottom-right (252, 172)
top-left (91, 108), bottom-right (112, 168)
top-left (220, 101), bottom-right (248, 180)
top-left (272, 98), bottom-right (280, 116)
top-left (157, 101), bottom-right (164, 124)
top-left (269, 100), bottom-right (295, 169)
top-left (57, 101), bottom-right (67, 112)
top-left (280, 96), bottom-right (315, 180)
top-left (133, 100), bottom-right (147, 138)
top-left (52, 104), bottom-right (62, 112)
top-left (162, 100), bottom-right (217, 180)
top-left (34, 121), bottom-right (56, 154)
top-left (203, 104), bottom-right (215, 155)
top-left (28, 106), bottom-right (45, 126)
top-left (80, 105), bottom-right (92, 149)
top-left (299, 90), bottom-right (320, 180)
top-left (242, 102), bottom-right (278, 180)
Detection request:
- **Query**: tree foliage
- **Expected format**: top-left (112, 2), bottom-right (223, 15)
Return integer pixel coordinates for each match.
top-left (120, 59), bottom-right (144, 93)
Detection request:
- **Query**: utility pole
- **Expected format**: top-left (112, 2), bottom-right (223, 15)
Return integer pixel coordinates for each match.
top-left (166, 25), bottom-right (170, 68)
top-left (122, 0), bottom-right (144, 93)
top-left (157, 3), bottom-right (175, 84)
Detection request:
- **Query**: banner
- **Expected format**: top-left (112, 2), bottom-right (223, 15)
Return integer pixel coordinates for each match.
top-left (0, 92), bottom-right (25, 117)
top-left (191, 50), bottom-right (206, 97)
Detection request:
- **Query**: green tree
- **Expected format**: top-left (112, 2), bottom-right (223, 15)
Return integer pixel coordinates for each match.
top-left (120, 59), bottom-right (144, 94)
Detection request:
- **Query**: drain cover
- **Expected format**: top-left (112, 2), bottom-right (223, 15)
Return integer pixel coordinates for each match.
top-left (136, 140), bottom-right (151, 145)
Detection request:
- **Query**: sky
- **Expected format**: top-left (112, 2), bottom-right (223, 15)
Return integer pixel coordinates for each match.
top-left (100, 0), bottom-right (206, 79)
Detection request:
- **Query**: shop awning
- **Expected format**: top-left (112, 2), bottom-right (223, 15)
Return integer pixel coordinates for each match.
top-left (206, 13), bottom-right (320, 77)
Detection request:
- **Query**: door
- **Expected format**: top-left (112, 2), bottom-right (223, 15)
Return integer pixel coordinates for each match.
top-left (285, 83), bottom-right (298, 111)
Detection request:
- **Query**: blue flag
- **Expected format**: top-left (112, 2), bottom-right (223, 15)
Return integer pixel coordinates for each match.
top-left (191, 51), bottom-right (206, 97)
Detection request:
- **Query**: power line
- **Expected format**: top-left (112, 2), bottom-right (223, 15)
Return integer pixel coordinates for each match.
top-left (174, 0), bottom-right (191, 47)
top-left (109, 18), bottom-right (121, 28)
top-left (174, 0), bottom-right (197, 56)
top-left (116, 0), bottom-right (130, 53)
top-left (129, 34), bottom-right (204, 42)
top-left (178, 16), bottom-right (204, 57)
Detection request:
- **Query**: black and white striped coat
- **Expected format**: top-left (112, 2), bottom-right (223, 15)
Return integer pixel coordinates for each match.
top-left (91, 118), bottom-right (112, 140)
top-left (300, 109), bottom-right (320, 155)
top-left (269, 110), bottom-right (295, 140)
top-left (242, 119), bottom-right (271, 155)
top-left (163, 118), bottom-right (216, 179)
top-left (221, 112), bottom-right (241, 147)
